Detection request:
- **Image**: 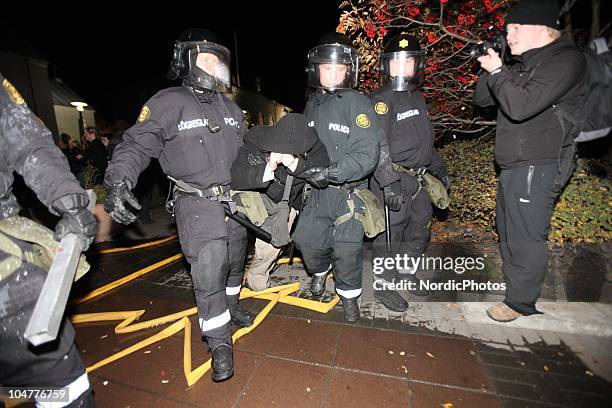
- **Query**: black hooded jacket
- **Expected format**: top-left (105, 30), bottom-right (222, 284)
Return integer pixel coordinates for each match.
top-left (230, 114), bottom-right (330, 210)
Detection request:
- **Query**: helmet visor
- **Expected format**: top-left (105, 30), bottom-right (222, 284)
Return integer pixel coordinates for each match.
top-left (308, 44), bottom-right (358, 65)
top-left (187, 42), bottom-right (232, 87)
top-left (380, 51), bottom-right (425, 90)
top-left (307, 44), bottom-right (359, 90)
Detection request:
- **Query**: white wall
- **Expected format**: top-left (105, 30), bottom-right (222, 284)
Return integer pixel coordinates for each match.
top-left (54, 105), bottom-right (96, 143)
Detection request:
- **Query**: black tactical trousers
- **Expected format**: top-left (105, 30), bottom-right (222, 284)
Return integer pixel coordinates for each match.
top-left (371, 173), bottom-right (432, 279)
top-left (497, 163), bottom-right (562, 315)
top-left (293, 187), bottom-right (365, 299)
top-left (175, 195), bottom-right (247, 348)
top-left (0, 240), bottom-right (93, 406)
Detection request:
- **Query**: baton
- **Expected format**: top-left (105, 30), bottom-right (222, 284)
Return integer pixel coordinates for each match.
top-left (384, 204), bottom-right (391, 253)
top-left (25, 190), bottom-right (96, 346)
top-left (224, 206), bottom-right (272, 243)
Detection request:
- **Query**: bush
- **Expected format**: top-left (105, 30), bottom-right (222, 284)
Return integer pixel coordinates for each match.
top-left (438, 138), bottom-right (611, 244)
top-left (83, 164), bottom-right (106, 205)
top-left (442, 138), bottom-right (498, 231)
top-left (550, 159), bottom-right (611, 244)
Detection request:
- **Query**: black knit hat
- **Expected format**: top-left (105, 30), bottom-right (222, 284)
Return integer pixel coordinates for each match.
top-left (505, 0), bottom-right (560, 30)
top-left (246, 113), bottom-right (318, 155)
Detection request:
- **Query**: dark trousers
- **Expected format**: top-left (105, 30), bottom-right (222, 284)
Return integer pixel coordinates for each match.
top-left (175, 195), bottom-right (247, 348)
top-left (0, 241), bottom-right (92, 405)
top-left (293, 187), bottom-right (364, 298)
top-left (497, 163), bottom-right (562, 315)
top-left (371, 173), bottom-right (432, 278)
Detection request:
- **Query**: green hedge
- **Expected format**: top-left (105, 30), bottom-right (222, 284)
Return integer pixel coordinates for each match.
top-left (440, 139), bottom-right (611, 244)
top-left (83, 164), bottom-right (106, 204)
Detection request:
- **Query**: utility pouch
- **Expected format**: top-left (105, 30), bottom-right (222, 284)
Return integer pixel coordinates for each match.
top-left (393, 164), bottom-right (450, 209)
top-left (0, 216), bottom-right (90, 281)
top-left (354, 189), bottom-right (386, 238)
top-left (232, 191), bottom-right (269, 226)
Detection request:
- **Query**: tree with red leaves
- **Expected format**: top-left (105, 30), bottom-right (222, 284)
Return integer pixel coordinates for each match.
top-left (338, 0), bottom-right (609, 140)
top-left (338, 0), bottom-right (515, 140)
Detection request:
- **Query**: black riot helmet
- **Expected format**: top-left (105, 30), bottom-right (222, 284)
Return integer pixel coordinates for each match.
top-left (380, 33), bottom-right (425, 91)
top-left (168, 28), bottom-right (232, 92)
top-left (306, 32), bottom-right (360, 91)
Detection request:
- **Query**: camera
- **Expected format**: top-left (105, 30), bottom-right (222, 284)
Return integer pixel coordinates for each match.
top-left (470, 26), bottom-right (507, 58)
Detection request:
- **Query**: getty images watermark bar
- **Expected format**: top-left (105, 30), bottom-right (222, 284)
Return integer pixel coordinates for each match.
top-left (372, 253), bottom-right (507, 293)
top-left (0, 386), bottom-right (70, 403)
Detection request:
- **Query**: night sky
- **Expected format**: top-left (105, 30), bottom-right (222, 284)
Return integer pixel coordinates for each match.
top-left (5, 2), bottom-right (342, 124)
top-left (5, 0), bottom-right (608, 126)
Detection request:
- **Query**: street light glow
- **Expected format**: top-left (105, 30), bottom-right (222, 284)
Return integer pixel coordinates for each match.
top-left (70, 101), bottom-right (88, 112)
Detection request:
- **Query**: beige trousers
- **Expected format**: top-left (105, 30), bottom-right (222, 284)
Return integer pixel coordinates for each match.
top-left (245, 207), bottom-right (298, 291)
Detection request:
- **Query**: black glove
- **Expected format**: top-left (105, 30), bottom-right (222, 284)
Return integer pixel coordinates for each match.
top-left (440, 175), bottom-right (451, 190)
top-left (383, 184), bottom-right (403, 211)
top-left (52, 193), bottom-right (98, 251)
top-left (300, 163), bottom-right (338, 189)
top-left (429, 167), bottom-right (451, 190)
top-left (104, 179), bottom-right (141, 225)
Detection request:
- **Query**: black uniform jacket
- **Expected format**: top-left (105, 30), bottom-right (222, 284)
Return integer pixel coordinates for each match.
top-left (106, 86), bottom-right (245, 191)
top-left (304, 89), bottom-right (379, 189)
top-left (370, 85), bottom-right (444, 187)
top-left (0, 73), bottom-right (84, 219)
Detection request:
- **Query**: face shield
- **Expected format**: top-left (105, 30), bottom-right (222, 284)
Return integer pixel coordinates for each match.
top-left (182, 41), bottom-right (232, 92)
top-left (306, 44), bottom-right (360, 90)
top-left (380, 50), bottom-right (425, 91)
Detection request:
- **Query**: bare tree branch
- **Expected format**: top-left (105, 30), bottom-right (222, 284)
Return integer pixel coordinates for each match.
top-left (591, 0), bottom-right (601, 41)
top-left (560, 0), bottom-right (579, 15)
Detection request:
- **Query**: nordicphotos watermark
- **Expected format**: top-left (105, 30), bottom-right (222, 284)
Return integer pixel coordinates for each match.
top-left (372, 254), bottom-right (506, 292)
top-left (373, 279), bottom-right (506, 292)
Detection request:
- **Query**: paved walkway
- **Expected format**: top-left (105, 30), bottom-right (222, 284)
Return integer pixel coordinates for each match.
top-left (60, 232), bottom-right (612, 407)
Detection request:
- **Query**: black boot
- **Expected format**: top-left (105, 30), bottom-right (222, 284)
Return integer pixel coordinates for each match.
top-left (229, 304), bottom-right (255, 328)
top-left (310, 273), bottom-right (327, 297)
top-left (374, 288), bottom-right (409, 312)
top-left (341, 297), bottom-right (360, 322)
top-left (211, 343), bottom-right (234, 382)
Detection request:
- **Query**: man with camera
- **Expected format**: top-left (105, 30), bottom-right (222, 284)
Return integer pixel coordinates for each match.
top-left (473, 0), bottom-right (586, 322)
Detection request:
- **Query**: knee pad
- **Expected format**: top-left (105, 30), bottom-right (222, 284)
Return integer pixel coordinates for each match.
top-left (192, 240), bottom-right (229, 291)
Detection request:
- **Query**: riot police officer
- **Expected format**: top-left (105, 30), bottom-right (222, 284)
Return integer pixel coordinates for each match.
top-left (104, 29), bottom-right (251, 382)
top-left (0, 73), bottom-right (98, 406)
top-left (292, 32), bottom-right (380, 322)
top-left (370, 33), bottom-right (450, 312)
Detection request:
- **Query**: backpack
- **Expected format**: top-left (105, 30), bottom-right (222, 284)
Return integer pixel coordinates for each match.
top-left (556, 37), bottom-right (612, 142)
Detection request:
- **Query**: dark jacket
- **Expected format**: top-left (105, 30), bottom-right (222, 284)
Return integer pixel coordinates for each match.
top-left (370, 85), bottom-right (445, 187)
top-left (107, 132), bottom-right (124, 160)
top-left (473, 38), bottom-right (587, 169)
top-left (230, 126), bottom-right (330, 210)
top-left (304, 89), bottom-right (379, 189)
top-left (105, 86), bottom-right (245, 190)
top-left (0, 72), bottom-right (84, 219)
top-left (80, 138), bottom-right (108, 184)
